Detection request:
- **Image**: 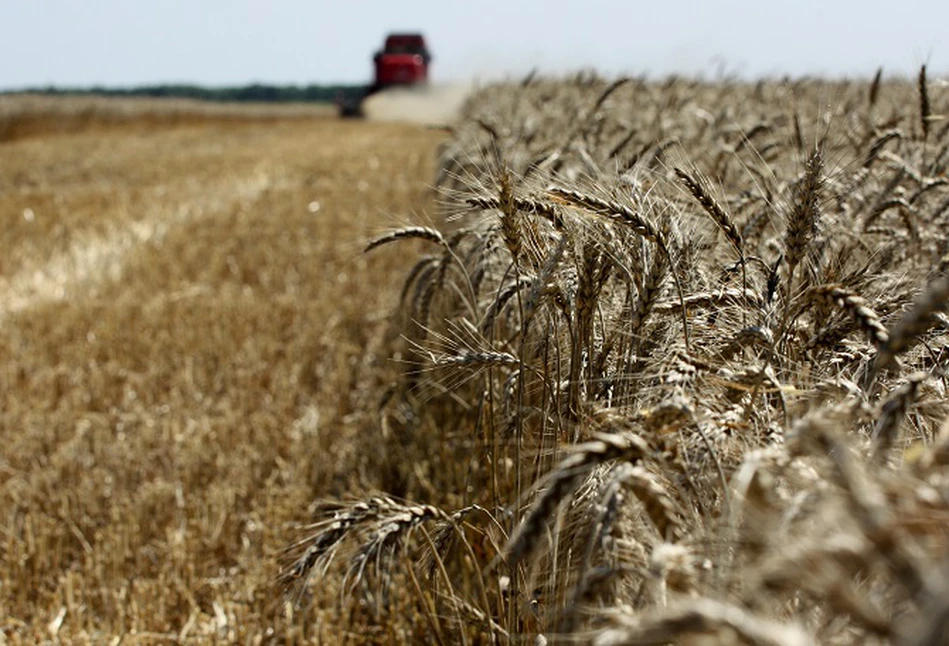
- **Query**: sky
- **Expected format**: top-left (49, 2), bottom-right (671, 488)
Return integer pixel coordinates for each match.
top-left (3, 0), bottom-right (949, 89)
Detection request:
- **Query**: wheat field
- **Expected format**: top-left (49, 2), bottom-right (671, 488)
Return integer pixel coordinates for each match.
top-left (283, 73), bottom-right (949, 645)
top-left (5, 72), bottom-right (949, 645)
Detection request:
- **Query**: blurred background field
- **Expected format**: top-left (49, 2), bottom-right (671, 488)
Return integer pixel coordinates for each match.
top-left (0, 95), bottom-right (335, 143)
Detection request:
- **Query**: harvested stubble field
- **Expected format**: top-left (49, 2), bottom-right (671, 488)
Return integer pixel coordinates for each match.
top-left (0, 98), bottom-right (447, 642)
top-left (5, 69), bottom-right (949, 645)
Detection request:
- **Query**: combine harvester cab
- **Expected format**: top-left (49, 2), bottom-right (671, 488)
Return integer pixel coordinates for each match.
top-left (372, 33), bottom-right (431, 89)
top-left (338, 33), bottom-right (432, 118)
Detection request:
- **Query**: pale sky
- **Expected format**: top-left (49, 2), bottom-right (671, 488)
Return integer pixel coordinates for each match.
top-left (3, 0), bottom-right (948, 89)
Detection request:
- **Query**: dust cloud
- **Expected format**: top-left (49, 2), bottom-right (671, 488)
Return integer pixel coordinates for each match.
top-left (361, 82), bottom-right (473, 126)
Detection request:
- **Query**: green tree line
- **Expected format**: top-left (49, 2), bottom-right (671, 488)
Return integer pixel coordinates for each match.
top-left (3, 83), bottom-right (363, 103)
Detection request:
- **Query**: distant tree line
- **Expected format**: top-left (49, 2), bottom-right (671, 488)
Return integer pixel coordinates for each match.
top-left (3, 84), bottom-right (363, 103)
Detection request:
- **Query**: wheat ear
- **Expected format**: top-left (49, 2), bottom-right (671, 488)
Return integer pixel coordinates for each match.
top-left (594, 598), bottom-right (816, 646)
top-left (871, 372), bottom-right (927, 461)
top-left (365, 226), bottom-right (446, 253)
top-left (919, 64), bottom-right (931, 142)
top-left (502, 431), bottom-right (650, 567)
top-left (674, 167), bottom-right (743, 255)
top-left (873, 275), bottom-right (949, 377)
top-left (784, 147), bottom-right (824, 288)
top-left (466, 194), bottom-right (564, 229)
top-left (811, 284), bottom-right (889, 349)
top-left (869, 66), bottom-right (883, 108)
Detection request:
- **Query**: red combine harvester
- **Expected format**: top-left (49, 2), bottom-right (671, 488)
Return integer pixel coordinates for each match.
top-left (337, 33), bottom-right (432, 118)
